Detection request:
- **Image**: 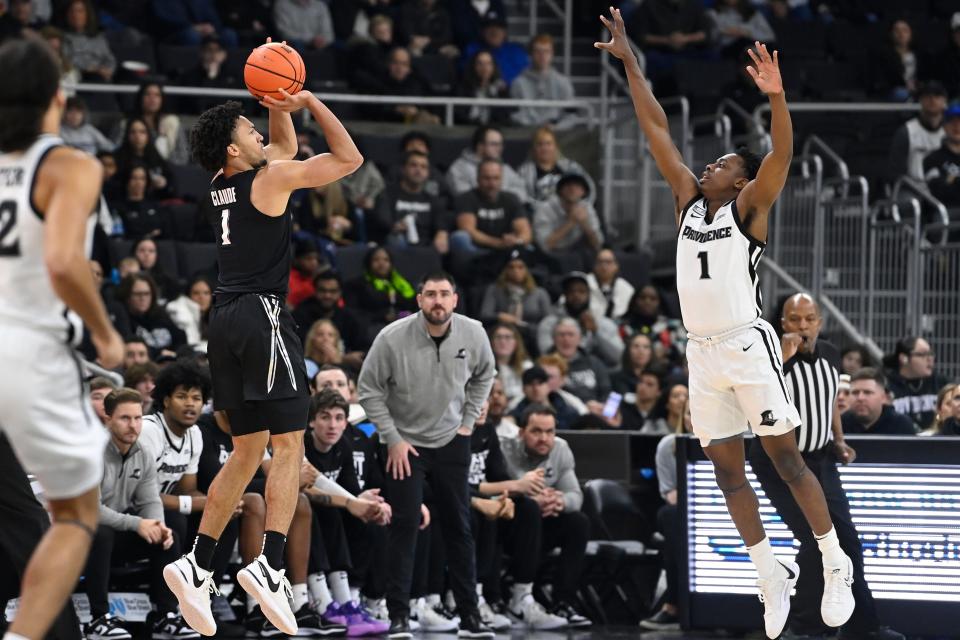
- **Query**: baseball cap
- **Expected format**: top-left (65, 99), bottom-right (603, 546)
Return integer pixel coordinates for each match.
top-left (945, 103), bottom-right (960, 121)
top-left (481, 10), bottom-right (507, 28)
top-left (917, 80), bottom-right (948, 99)
top-left (561, 271), bottom-right (589, 289)
top-left (556, 173), bottom-right (591, 199)
top-left (522, 366), bottom-right (549, 386)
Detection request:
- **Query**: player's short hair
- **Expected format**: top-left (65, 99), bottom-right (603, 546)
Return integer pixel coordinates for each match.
top-left (152, 360), bottom-right (212, 407)
top-left (403, 150), bottom-right (429, 165)
top-left (418, 270), bottom-right (457, 293)
top-left (104, 388), bottom-right (143, 417)
top-left (519, 403), bottom-right (557, 428)
top-left (90, 376), bottom-right (117, 393)
top-left (850, 367), bottom-right (887, 390)
top-left (400, 130), bottom-right (431, 152)
top-left (190, 100), bottom-right (244, 172)
top-left (735, 145), bottom-right (762, 181)
top-left (308, 387), bottom-right (349, 422)
top-left (537, 353), bottom-right (569, 376)
top-left (0, 38), bottom-right (62, 152)
top-left (124, 362), bottom-right (159, 388)
top-left (472, 125), bottom-right (501, 150)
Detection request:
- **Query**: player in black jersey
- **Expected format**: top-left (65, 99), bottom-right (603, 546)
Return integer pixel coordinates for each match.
top-left (163, 89), bottom-right (362, 637)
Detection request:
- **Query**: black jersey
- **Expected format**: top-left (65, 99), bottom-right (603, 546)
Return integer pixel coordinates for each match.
top-left (304, 432), bottom-right (362, 496)
top-left (205, 168), bottom-right (292, 301)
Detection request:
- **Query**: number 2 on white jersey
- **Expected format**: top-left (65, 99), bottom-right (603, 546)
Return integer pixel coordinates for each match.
top-left (220, 209), bottom-right (231, 245)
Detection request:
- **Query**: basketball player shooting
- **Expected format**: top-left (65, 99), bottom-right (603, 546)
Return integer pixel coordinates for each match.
top-left (162, 85), bottom-right (362, 635)
top-left (597, 8), bottom-right (854, 638)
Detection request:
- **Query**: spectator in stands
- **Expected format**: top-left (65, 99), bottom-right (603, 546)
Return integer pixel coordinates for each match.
top-left (611, 333), bottom-right (660, 397)
top-left (58, 0), bottom-right (115, 82)
top-left (123, 336), bottom-right (151, 370)
top-left (887, 81), bottom-right (947, 184)
top-left (451, 159), bottom-right (531, 260)
top-left (627, 0), bottom-right (712, 90)
top-left (538, 272), bottom-right (623, 367)
top-left (479, 249), bottom-right (552, 344)
top-left (340, 141), bottom-right (386, 220)
top-left (532, 174), bottom-right (604, 257)
top-left (398, 0), bottom-right (458, 58)
top-left (363, 46), bottom-right (440, 124)
top-left (288, 238), bottom-right (323, 308)
top-left (587, 249), bottom-right (634, 320)
top-left (90, 376), bottom-right (117, 424)
top-left (115, 117), bottom-right (176, 200)
top-left (929, 13), bottom-right (960, 99)
top-left (304, 318), bottom-right (363, 380)
top-left (390, 131), bottom-right (451, 208)
top-left (885, 336), bottom-right (948, 429)
top-left (293, 272), bottom-right (368, 353)
top-left (149, 0), bottom-right (237, 47)
top-left (619, 285), bottom-right (687, 364)
top-left (166, 275), bottom-right (213, 351)
top-left (124, 361), bottom-right (159, 414)
top-left (463, 11), bottom-right (529, 86)
top-left (841, 345), bottom-right (873, 376)
top-left (344, 246), bottom-right (417, 337)
top-left (350, 14), bottom-right (401, 92)
top-left (448, 125), bottom-right (528, 202)
top-left (40, 25), bottom-right (80, 87)
top-left (834, 373), bottom-right (852, 415)
top-left (509, 366), bottom-right (579, 430)
top-left (873, 19), bottom-right (927, 102)
top-left (291, 180), bottom-right (359, 250)
top-left (273, 0), bottom-right (334, 51)
top-left (620, 366), bottom-right (670, 433)
top-left (450, 0), bottom-right (506, 49)
top-left (456, 50), bottom-right (510, 126)
top-left (500, 405), bottom-right (592, 627)
top-left (97, 149), bottom-right (123, 203)
top-left (648, 381), bottom-right (688, 434)
top-left (214, 0), bottom-right (272, 46)
top-left (178, 35), bottom-right (236, 114)
top-left (0, 0), bottom-right (44, 41)
top-left (926, 383), bottom-right (959, 435)
top-left (112, 162), bottom-right (173, 240)
top-left (517, 127), bottom-right (595, 205)
top-left (509, 34), bottom-right (576, 127)
top-left (842, 368), bottom-right (918, 435)
top-left (118, 274), bottom-right (187, 358)
top-left (708, 0), bottom-right (775, 58)
top-left (489, 323), bottom-right (532, 406)
top-left (91, 259), bottom-right (130, 338)
top-left (485, 377), bottom-right (519, 438)
top-left (374, 151), bottom-right (450, 252)
top-left (60, 96), bottom-right (113, 155)
top-left (131, 237), bottom-right (178, 301)
top-left (84, 388), bottom-right (191, 640)
top-left (122, 82), bottom-right (189, 164)
top-left (548, 318), bottom-right (611, 405)
top-left (923, 103), bottom-right (960, 208)
top-left (538, 353), bottom-right (589, 417)
top-left (118, 256), bottom-right (142, 279)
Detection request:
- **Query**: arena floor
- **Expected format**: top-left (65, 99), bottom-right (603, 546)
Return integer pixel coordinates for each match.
top-left (206, 629), bottom-right (745, 639)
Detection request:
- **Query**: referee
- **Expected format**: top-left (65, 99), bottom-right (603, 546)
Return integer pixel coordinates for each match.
top-left (748, 294), bottom-right (903, 640)
top-left (358, 271), bottom-right (496, 639)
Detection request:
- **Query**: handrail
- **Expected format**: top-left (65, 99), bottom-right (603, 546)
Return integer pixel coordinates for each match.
top-left (691, 112), bottom-right (732, 152)
top-left (891, 175), bottom-right (951, 230)
top-left (536, 0), bottom-right (573, 78)
top-left (657, 96), bottom-right (691, 165)
top-left (715, 97), bottom-right (766, 143)
top-left (802, 135), bottom-right (849, 181)
top-left (752, 100), bottom-right (920, 130)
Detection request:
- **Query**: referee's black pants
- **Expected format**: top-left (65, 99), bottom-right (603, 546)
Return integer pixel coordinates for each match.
top-left (0, 435), bottom-right (81, 640)
top-left (383, 434), bottom-right (478, 619)
top-left (749, 441), bottom-right (879, 636)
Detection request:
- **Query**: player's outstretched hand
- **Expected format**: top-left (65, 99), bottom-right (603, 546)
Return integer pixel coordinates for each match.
top-left (594, 7), bottom-right (633, 62)
top-left (746, 41), bottom-right (783, 96)
top-left (93, 327), bottom-right (124, 370)
top-left (259, 87), bottom-right (312, 112)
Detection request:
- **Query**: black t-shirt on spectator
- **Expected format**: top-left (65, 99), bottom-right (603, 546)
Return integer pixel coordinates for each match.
top-left (196, 414), bottom-right (266, 493)
top-left (373, 184), bottom-right (449, 244)
top-left (345, 423), bottom-right (382, 491)
top-left (455, 188), bottom-right (525, 239)
top-left (304, 432), bottom-right (362, 496)
top-left (841, 406), bottom-right (918, 435)
top-left (887, 371), bottom-right (948, 430)
top-left (468, 421), bottom-right (510, 495)
top-left (115, 199), bottom-right (173, 240)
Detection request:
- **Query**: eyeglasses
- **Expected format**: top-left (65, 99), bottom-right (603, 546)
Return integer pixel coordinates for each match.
top-left (910, 351), bottom-right (935, 358)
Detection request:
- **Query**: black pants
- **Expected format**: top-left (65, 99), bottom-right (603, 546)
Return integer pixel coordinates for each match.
top-left (540, 511), bottom-right (590, 603)
top-left (344, 515), bottom-right (388, 598)
top-left (497, 495), bottom-right (542, 587)
top-left (749, 441), bottom-right (879, 635)
top-left (165, 509), bottom-right (239, 585)
top-left (383, 435), bottom-right (477, 618)
top-left (83, 526), bottom-right (181, 619)
top-left (0, 434), bottom-right (81, 640)
top-left (307, 505), bottom-right (353, 573)
top-left (656, 504), bottom-right (680, 605)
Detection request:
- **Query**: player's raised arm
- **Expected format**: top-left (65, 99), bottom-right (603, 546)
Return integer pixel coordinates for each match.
top-left (595, 6), bottom-right (699, 221)
top-left (737, 42), bottom-right (793, 215)
top-left (261, 88), bottom-right (298, 162)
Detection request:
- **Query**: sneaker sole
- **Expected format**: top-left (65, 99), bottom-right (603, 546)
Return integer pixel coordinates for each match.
top-left (639, 620), bottom-right (680, 631)
top-left (297, 624), bottom-right (349, 637)
top-left (153, 633), bottom-right (202, 640)
top-left (387, 633), bottom-right (412, 639)
top-left (237, 568), bottom-right (299, 636)
top-left (567, 620), bottom-right (593, 628)
top-left (456, 631), bottom-right (495, 638)
top-left (162, 564), bottom-right (217, 637)
top-left (87, 633), bottom-right (133, 640)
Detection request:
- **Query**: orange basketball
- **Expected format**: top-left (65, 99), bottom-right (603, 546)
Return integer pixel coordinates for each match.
top-left (244, 42), bottom-right (305, 100)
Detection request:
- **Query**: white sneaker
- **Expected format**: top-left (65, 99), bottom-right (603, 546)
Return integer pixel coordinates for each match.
top-left (508, 594), bottom-right (566, 630)
top-left (237, 555), bottom-right (298, 636)
top-left (477, 595), bottom-right (511, 631)
top-left (757, 560), bottom-right (799, 639)
top-left (412, 597), bottom-right (459, 632)
top-left (822, 554), bottom-right (855, 627)
top-left (363, 597), bottom-right (389, 624)
top-left (162, 553), bottom-right (219, 637)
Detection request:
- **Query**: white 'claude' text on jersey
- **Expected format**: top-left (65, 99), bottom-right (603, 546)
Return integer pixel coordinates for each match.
top-left (140, 413), bottom-right (203, 495)
top-left (0, 135), bottom-right (91, 344)
top-left (675, 196), bottom-right (764, 337)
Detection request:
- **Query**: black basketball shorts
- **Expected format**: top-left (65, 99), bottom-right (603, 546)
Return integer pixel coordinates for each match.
top-left (207, 293), bottom-right (309, 436)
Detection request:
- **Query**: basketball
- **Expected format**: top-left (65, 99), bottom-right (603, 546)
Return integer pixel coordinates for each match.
top-left (243, 42), bottom-right (305, 100)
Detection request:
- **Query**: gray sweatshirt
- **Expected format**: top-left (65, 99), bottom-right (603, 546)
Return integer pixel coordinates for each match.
top-left (99, 438), bottom-right (164, 532)
top-left (358, 312), bottom-right (496, 448)
top-left (446, 150), bottom-right (529, 204)
top-left (500, 435), bottom-right (583, 511)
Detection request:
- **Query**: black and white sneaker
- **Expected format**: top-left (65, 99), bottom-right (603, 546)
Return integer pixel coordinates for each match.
top-left (293, 604), bottom-right (347, 637)
top-left (237, 555), bottom-right (298, 636)
top-left (456, 611), bottom-right (494, 639)
top-left (639, 608), bottom-right (680, 631)
top-left (85, 614), bottom-right (132, 640)
top-left (153, 612), bottom-right (202, 639)
top-left (387, 615), bottom-right (412, 639)
top-left (551, 601), bottom-right (591, 628)
top-left (163, 552), bottom-right (219, 637)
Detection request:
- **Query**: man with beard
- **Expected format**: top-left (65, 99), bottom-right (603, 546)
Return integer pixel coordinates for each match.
top-left (841, 369), bottom-right (918, 436)
top-left (293, 271), bottom-right (369, 353)
top-left (358, 271), bottom-right (496, 638)
top-left (537, 272), bottom-right (623, 367)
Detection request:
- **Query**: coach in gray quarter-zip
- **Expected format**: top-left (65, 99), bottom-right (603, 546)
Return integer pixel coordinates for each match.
top-left (358, 271), bottom-right (496, 639)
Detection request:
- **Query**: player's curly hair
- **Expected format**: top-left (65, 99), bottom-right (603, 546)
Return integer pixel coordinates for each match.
top-left (735, 145), bottom-right (763, 181)
top-left (190, 100), bottom-right (243, 172)
top-left (152, 360), bottom-right (212, 409)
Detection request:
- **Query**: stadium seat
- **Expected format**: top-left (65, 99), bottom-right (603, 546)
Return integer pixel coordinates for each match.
top-left (614, 250), bottom-right (651, 288)
top-left (175, 242), bottom-right (217, 281)
top-left (412, 54), bottom-right (456, 94)
top-left (167, 203), bottom-right (199, 242)
top-left (302, 48), bottom-right (343, 89)
top-left (169, 164), bottom-right (213, 203)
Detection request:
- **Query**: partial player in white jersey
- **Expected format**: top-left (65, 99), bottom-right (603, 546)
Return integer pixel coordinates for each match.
top-left (0, 38), bottom-right (123, 640)
top-left (597, 10), bottom-right (854, 640)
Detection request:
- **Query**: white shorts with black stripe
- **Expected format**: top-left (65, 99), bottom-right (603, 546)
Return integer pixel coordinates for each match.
top-left (686, 318), bottom-right (801, 447)
top-left (0, 325), bottom-right (106, 500)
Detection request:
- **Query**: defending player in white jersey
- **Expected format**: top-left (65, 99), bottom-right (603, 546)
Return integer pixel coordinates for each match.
top-left (0, 38), bottom-right (123, 640)
top-left (597, 9), bottom-right (854, 639)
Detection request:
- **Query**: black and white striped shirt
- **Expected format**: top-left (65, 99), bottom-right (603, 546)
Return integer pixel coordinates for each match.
top-left (784, 340), bottom-right (841, 453)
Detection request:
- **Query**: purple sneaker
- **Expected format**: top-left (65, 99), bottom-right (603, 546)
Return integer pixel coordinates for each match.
top-left (341, 601), bottom-right (389, 637)
top-left (322, 602), bottom-right (349, 626)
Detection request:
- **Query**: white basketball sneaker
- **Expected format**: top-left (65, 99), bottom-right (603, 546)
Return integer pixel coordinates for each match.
top-left (162, 552), bottom-right (219, 637)
top-left (236, 555), bottom-right (298, 636)
top-left (757, 559), bottom-right (799, 639)
top-left (822, 554), bottom-right (855, 627)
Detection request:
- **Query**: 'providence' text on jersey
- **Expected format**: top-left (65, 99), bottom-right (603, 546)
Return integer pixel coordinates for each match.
top-left (675, 196), bottom-right (764, 337)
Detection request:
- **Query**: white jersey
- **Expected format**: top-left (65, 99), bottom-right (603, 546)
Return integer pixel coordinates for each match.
top-left (0, 135), bottom-right (92, 344)
top-left (676, 196), bottom-right (764, 337)
top-left (140, 413), bottom-right (203, 495)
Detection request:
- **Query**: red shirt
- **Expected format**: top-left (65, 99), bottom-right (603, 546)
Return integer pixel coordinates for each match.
top-left (287, 270), bottom-right (315, 308)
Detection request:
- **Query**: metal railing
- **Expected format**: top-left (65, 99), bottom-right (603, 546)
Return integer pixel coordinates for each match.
top-left (527, 0), bottom-right (573, 77)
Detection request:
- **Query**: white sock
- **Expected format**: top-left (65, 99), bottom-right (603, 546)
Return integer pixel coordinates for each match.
top-left (246, 593), bottom-right (257, 614)
top-left (746, 536), bottom-right (778, 579)
top-left (510, 583), bottom-right (533, 608)
top-left (350, 587), bottom-right (361, 603)
top-left (292, 583), bottom-right (309, 611)
top-left (309, 573), bottom-right (333, 611)
top-left (5, 633), bottom-right (31, 640)
top-left (425, 593), bottom-right (441, 606)
top-left (816, 527), bottom-right (846, 568)
top-left (475, 583), bottom-right (484, 601)
top-left (328, 570), bottom-right (352, 605)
